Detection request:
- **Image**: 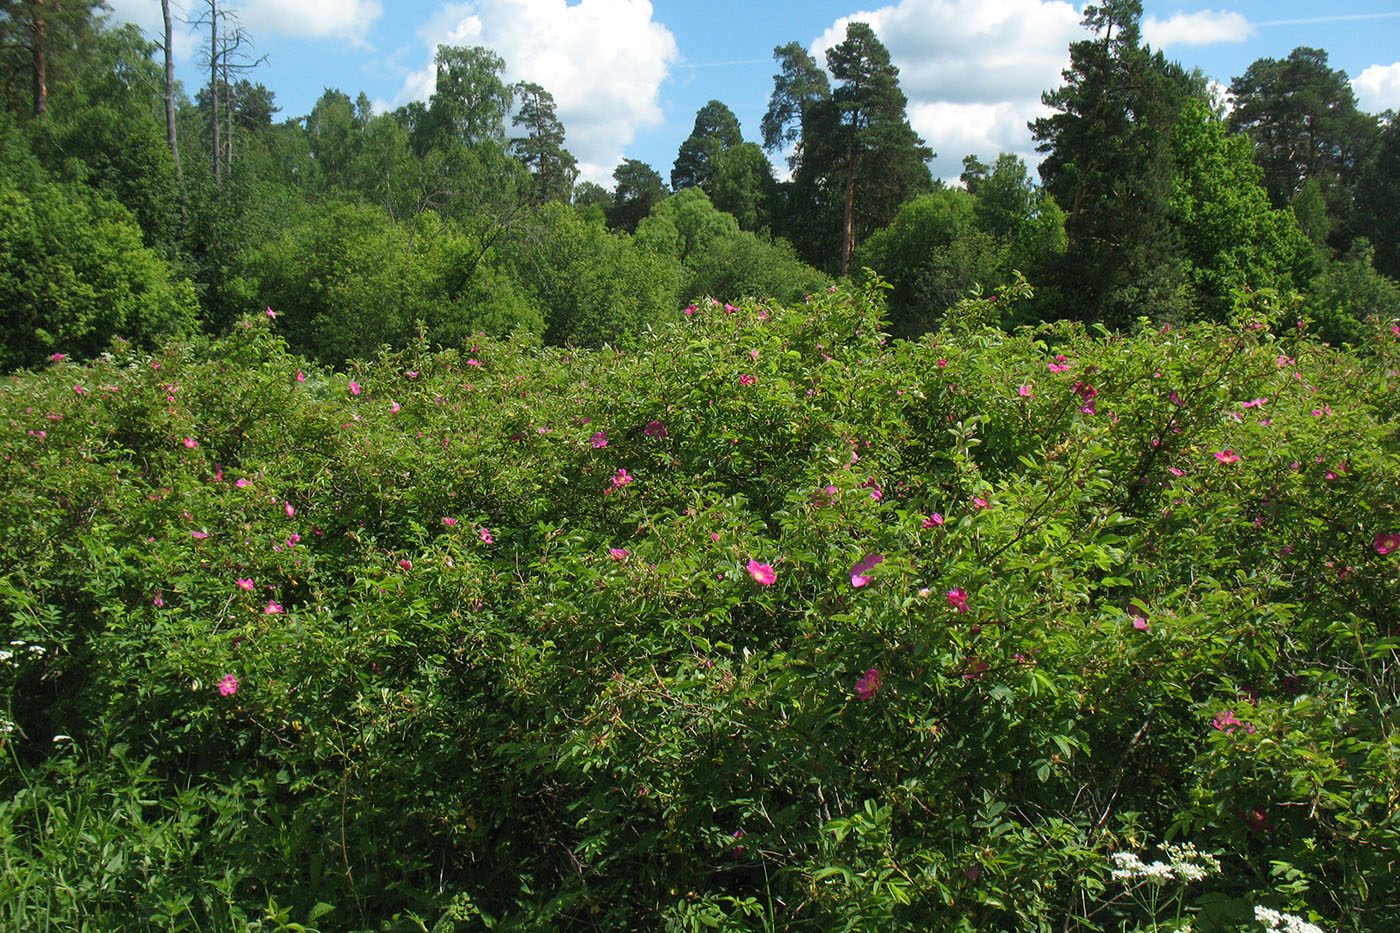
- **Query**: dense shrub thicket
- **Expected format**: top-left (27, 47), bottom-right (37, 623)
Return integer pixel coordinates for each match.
top-left (1, 286), bottom-right (1398, 931)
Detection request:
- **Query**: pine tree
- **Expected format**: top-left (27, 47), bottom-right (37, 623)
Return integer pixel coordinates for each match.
top-left (1031, 0), bottom-right (1196, 324)
top-left (763, 23), bottom-right (930, 274)
top-left (671, 99), bottom-right (742, 191)
top-left (510, 81), bottom-right (577, 203)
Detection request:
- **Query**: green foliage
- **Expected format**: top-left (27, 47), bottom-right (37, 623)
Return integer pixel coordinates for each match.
top-left (606, 158), bottom-right (669, 234)
top-left (1354, 116), bottom-right (1400, 280)
top-left (511, 201), bottom-right (680, 347)
top-left (3, 292), bottom-right (1399, 930)
top-left (707, 142), bottom-right (778, 233)
top-left (671, 99), bottom-right (743, 192)
top-left (853, 170), bottom-right (1065, 336)
top-left (1033, 1), bottom-right (1199, 327)
top-left (0, 119), bottom-right (198, 370)
top-left (1167, 97), bottom-right (1313, 321)
top-left (1228, 46), bottom-right (1379, 251)
top-left (1304, 239), bottom-right (1400, 346)
top-left (413, 45), bottom-right (513, 154)
top-left (242, 200), bottom-right (543, 362)
top-left (636, 187), bottom-right (828, 305)
top-left (22, 21), bottom-right (184, 256)
top-left (853, 188), bottom-right (999, 334)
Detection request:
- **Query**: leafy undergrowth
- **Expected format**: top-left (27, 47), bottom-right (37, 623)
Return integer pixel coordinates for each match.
top-left (2, 286), bottom-right (1398, 931)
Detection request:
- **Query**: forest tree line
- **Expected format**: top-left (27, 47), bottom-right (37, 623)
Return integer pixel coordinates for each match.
top-left (1, 0), bottom-right (1397, 369)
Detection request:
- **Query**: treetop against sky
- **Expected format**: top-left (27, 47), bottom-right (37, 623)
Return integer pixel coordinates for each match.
top-left (106, 0), bottom-right (1400, 186)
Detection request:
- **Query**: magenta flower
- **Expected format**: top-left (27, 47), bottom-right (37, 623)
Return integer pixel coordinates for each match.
top-left (684, 303), bottom-right (697, 316)
top-left (1132, 614), bottom-right (1149, 631)
top-left (264, 600), bottom-right (284, 614)
top-left (1018, 385), bottom-right (1032, 397)
top-left (236, 478), bottom-right (249, 488)
top-left (443, 517), bottom-right (457, 527)
top-left (236, 578), bottom-right (254, 591)
top-left (296, 370), bottom-right (306, 383)
top-left (350, 381), bottom-right (361, 395)
top-left (1212, 709), bottom-right (1255, 735)
top-left (284, 503), bottom-right (296, 518)
top-left (152, 591), bottom-right (165, 607)
top-left (922, 513), bottom-right (944, 528)
top-left (218, 674), bottom-right (239, 696)
top-left (962, 658), bottom-right (989, 680)
top-left (266, 306), bottom-right (277, 318)
top-left (739, 373), bottom-right (756, 386)
top-left (590, 431), bottom-right (608, 448)
top-left (747, 559), bottom-right (776, 586)
top-left (466, 358), bottom-right (482, 366)
top-left (946, 588), bottom-right (969, 613)
top-left (612, 468), bottom-right (633, 487)
top-left (389, 401), bottom-right (401, 413)
top-left (1167, 467), bottom-right (1185, 477)
top-left (192, 531), bottom-right (209, 539)
top-left (399, 559), bottom-right (412, 571)
top-left (1241, 398), bottom-right (1268, 408)
top-left (854, 668), bottom-right (881, 700)
top-left (850, 554), bottom-right (885, 588)
top-left (1047, 362), bottom-right (1070, 373)
top-left (1375, 532), bottom-right (1400, 555)
top-left (971, 497), bottom-right (990, 509)
top-left (74, 384), bottom-right (87, 395)
top-left (479, 528), bottom-right (494, 544)
top-left (644, 421), bottom-right (667, 439)
top-left (49, 353), bottom-right (66, 362)
top-left (1214, 449), bottom-right (1242, 464)
top-left (183, 437), bottom-right (198, 449)
top-left (608, 548), bottom-right (630, 560)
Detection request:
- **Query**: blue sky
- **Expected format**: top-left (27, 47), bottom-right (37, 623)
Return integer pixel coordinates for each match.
top-left (106, 0), bottom-right (1400, 186)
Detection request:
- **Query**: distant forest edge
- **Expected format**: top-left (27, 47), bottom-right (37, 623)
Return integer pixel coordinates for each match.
top-left (1, 0), bottom-right (1397, 369)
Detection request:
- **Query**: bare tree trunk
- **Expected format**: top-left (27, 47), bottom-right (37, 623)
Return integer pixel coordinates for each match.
top-left (31, 0), bottom-right (48, 116)
top-left (209, 2), bottom-right (220, 186)
top-left (223, 55), bottom-right (232, 172)
top-left (161, 0), bottom-right (181, 177)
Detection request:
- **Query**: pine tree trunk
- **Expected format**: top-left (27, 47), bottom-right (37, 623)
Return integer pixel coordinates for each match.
top-left (841, 145), bottom-right (859, 276)
top-left (31, 0), bottom-right (48, 116)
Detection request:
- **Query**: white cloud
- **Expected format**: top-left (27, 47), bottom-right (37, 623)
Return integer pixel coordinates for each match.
top-left (391, 0), bottom-right (678, 185)
top-left (103, 0), bottom-right (381, 55)
top-left (234, 0), bottom-right (383, 43)
top-left (810, 0), bottom-right (1083, 182)
top-left (1142, 10), bottom-right (1252, 48)
top-left (1353, 62), bottom-right (1400, 115)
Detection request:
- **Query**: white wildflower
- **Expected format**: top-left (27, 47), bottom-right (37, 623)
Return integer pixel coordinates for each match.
top-left (1254, 905), bottom-right (1326, 933)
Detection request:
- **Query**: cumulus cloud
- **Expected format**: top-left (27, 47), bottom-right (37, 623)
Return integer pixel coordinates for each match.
top-left (235, 0), bottom-right (383, 43)
top-left (104, 0), bottom-right (380, 55)
top-left (1352, 62), bottom-right (1400, 115)
top-left (810, 0), bottom-right (1083, 181)
top-left (391, 0), bottom-right (678, 185)
top-left (1142, 10), bottom-right (1252, 49)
